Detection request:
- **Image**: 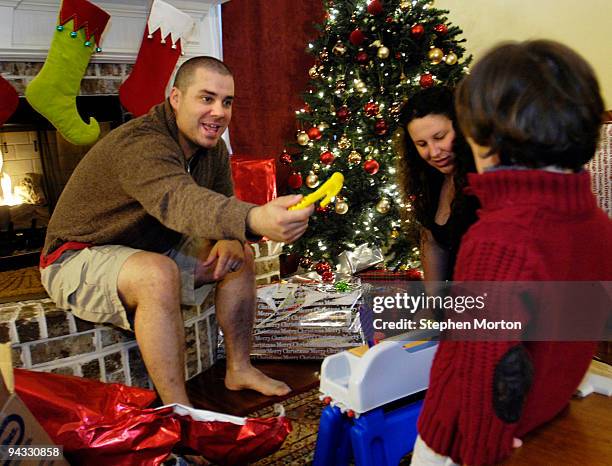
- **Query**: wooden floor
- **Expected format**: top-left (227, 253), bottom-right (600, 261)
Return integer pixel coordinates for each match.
top-left (186, 359), bottom-right (321, 416)
top-left (187, 360), bottom-right (612, 464)
top-left (502, 394), bottom-right (612, 465)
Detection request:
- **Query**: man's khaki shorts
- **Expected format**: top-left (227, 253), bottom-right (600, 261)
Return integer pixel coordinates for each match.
top-left (40, 239), bottom-right (214, 331)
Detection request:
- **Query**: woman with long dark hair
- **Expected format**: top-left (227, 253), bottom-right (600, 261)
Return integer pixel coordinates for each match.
top-left (396, 86), bottom-right (477, 281)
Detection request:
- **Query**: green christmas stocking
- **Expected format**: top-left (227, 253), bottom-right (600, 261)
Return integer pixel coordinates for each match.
top-left (25, 0), bottom-right (110, 146)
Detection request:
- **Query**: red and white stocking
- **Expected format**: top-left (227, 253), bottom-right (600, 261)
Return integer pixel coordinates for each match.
top-left (119, 0), bottom-right (195, 117)
top-left (0, 75), bottom-right (19, 126)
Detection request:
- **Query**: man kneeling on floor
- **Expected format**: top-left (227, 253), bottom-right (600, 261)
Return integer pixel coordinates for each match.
top-left (39, 56), bottom-right (314, 405)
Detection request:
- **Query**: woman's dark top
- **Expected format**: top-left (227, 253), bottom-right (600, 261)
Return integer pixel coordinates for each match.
top-left (425, 194), bottom-right (478, 280)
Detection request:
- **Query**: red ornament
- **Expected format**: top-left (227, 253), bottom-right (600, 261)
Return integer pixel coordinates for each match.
top-left (407, 268), bottom-right (423, 280)
top-left (315, 260), bottom-right (332, 275)
top-left (349, 28), bottom-right (365, 46)
top-left (321, 271), bottom-right (335, 283)
top-left (320, 151), bottom-right (335, 165)
top-left (367, 0), bottom-right (383, 15)
top-left (280, 151), bottom-right (292, 165)
top-left (356, 50), bottom-right (369, 64)
top-left (410, 24), bottom-right (425, 39)
top-left (364, 101), bottom-right (379, 117)
top-left (299, 256), bottom-right (313, 269)
top-left (303, 103), bottom-right (311, 113)
top-left (364, 159), bottom-right (380, 175)
top-left (307, 126), bottom-right (322, 140)
top-left (288, 172), bottom-right (303, 189)
top-left (336, 105), bottom-right (351, 123)
top-left (434, 23), bottom-right (448, 35)
top-left (374, 119), bottom-right (388, 135)
top-left (316, 204), bottom-right (332, 214)
top-left (385, 16), bottom-right (394, 23)
top-left (419, 73), bottom-right (434, 88)
top-left (395, 52), bottom-right (402, 59)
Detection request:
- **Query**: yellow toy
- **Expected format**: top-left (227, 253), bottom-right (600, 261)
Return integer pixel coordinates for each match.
top-left (289, 172), bottom-right (344, 210)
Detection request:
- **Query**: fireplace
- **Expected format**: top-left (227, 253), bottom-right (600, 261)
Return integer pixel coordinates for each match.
top-left (0, 95), bottom-right (125, 269)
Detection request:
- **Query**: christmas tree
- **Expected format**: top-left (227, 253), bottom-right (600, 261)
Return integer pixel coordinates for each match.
top-left (283, 0), bottom-right (470, 276)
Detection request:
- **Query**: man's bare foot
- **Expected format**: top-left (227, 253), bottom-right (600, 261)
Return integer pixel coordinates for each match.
top-left (225, 365), bottom-right (292, 396)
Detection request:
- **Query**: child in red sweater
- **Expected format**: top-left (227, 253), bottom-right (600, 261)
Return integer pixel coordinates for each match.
top-left (411, 40), bottom-right (611, 465)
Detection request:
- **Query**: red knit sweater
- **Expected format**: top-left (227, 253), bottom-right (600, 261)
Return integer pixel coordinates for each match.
top-left (417, 170), bottom-right (612, 465)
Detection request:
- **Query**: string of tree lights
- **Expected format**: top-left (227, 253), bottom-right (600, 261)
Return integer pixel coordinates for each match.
top-left (282, 0), bottom-right (470, 277)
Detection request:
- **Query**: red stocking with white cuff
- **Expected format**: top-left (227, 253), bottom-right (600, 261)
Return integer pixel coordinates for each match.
top-left (119, 0), bottom-right (195, 117)
top-left (0, 75), bottom-right (19, 127)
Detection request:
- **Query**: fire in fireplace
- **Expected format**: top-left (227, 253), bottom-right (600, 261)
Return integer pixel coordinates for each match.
top-left (0, 95), bottom-right (125, 269)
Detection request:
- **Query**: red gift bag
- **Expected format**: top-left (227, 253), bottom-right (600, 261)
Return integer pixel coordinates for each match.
top-left (230, 156), bottom-right (277, 205)
top-left (14, 369), bottom-right (291, 465)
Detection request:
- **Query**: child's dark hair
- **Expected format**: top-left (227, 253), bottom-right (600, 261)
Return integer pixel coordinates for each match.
top-left (455, 40), bottom-right (605, 170)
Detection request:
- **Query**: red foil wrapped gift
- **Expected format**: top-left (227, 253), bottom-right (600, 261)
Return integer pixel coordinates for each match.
top-left (231, 156), bottom-right (277, 205)
top-left (14, 369), bottom-right (291, 465)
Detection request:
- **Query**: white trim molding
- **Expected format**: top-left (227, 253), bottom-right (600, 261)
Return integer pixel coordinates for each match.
top-left (0, 0), bottom-right (229, 63)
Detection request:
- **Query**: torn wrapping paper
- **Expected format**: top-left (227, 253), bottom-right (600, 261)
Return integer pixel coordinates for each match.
top-left (218, 280), bottom-right (365, 360)
top-left (336, 243), bottom-right (384, 275)
top-left (14, 369), bottom-right (291, 465)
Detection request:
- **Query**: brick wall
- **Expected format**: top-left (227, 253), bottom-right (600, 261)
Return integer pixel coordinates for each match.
top-left (0, 61), bottom-right (133, 96)
top-left (0, 292), bottom-right (218, 389)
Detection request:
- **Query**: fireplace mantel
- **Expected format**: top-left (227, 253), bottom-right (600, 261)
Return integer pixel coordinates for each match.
top-left (0, 0), bottom-right (230, 63)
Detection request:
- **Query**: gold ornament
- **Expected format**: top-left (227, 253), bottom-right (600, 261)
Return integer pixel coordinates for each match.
top-left (306, 171), bottom-right (319, 188)
top-left (297, 131), bottom-right (310, 146)
top-left (308, 66), bottom-right (319, 79)
top-left (335, 198), bottom-right (349, 215)
top-left (444, 51), bottom-right (458, 65)
top-left (377, 46), bottom-right (390, 59)
top-left (320, 49), bottom-right (329, 61)
top-left (428, 47), bottom-right (444, 65)
top-left (348, 150), bottom-right (362, 165)
top-left (333, 40), bottom-right (347, 56)
top-left (312, 163), bottom-right (321, 173)
top-left (338, 135), bottom-right (351, 150)
top-left (391, 229), bottom-right (400, 239)
top-left (400, 0), bottom-right (411, 9)
top-left (354, 79), bottom-right (366, 92)
top-left (318, 122), bottom-right (330, 132)
top-left (336, 80), bottom-right (346, 93)
top-left (376, 198), bottom-right (391, 214)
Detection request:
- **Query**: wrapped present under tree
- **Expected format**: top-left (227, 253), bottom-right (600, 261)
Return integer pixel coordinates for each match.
top-left (230, 156), bottom-right (277, 205)
top-left (218, 281), bottom-right (364, 360)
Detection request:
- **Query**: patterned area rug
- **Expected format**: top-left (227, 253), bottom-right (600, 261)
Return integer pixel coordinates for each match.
top-left (249, 388), bottom-right (413, 465)
top-left (0, 266), bottom-right (47, 303)
top-left (251, 388), bottom-right (322, 465)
